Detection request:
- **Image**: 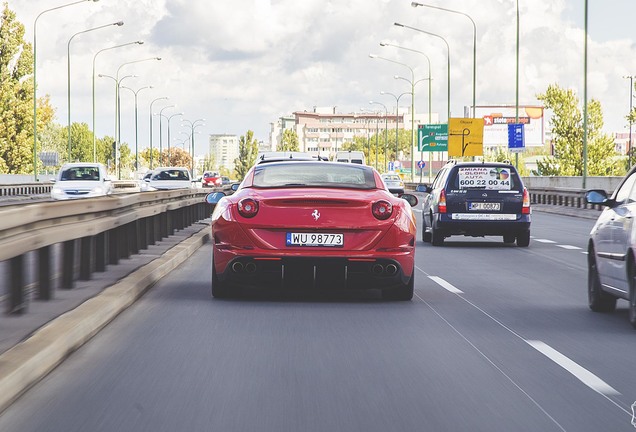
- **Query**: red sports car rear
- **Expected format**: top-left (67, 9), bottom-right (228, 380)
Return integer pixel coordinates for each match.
top-left (206, 161), bottom-right (418, 300)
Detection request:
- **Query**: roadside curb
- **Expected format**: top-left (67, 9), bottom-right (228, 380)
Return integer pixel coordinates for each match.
top-left (0, 226), bottom-right (210, 414)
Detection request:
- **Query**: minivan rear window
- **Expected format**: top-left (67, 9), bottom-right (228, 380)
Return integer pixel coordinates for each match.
top-left (450, 166), bottom-right (520, 191)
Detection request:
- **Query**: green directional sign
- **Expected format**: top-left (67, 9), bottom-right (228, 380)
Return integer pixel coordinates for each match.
top-left (418, 124), bottom-right (448, 152)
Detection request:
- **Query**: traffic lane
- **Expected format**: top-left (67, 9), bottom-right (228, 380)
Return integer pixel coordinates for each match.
top-left (1, 245), bottom-right (566, 432)
top-left (415, 234), bottom-right (636, 427)
top-left (530, 211), bottom-right (596, 248)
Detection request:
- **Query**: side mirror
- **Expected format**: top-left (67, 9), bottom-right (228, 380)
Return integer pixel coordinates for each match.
top-left (415, 184), bottom-right (431, 193)
top-left (585, 189), bottom-right (611, 206)
top-left (400, 193), bottom-right (418, 207)
top-left (231, 183), bottom-right (240, 191)
top-left (205, 192), bottom-right (226, 204)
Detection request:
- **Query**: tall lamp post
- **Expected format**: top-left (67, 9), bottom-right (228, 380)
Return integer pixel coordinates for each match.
top-left (33, 0), bottom-right (99, 181)
top-left (625, 75), bottom-right (635, 168)
top-left (369, 54), bottom-right (416, 181)
top-left (394, 23), bottom-right (451, 125)
top-left (164, 112), bottom-right (184, 162)
top-left (380, 91), bottom-right (411, 164)
top-left (120, 85), bottom-right (153, 173)
top-left (182, 118), bottom-right (205, 176)
top-left (370, 101), bottom-right (388, 172)
top-left (157, 105), bottom-right (175, 166)
top-left (583, 0), bottom-right (588, 188)
top-left (411, 2), bottom-right (476, 117)
top-left (67, 21), bottom-right (123, 162)
top-left (149, 97), bottom-right (169, 169)
top-left (92, 40), bottom-right (144, 162)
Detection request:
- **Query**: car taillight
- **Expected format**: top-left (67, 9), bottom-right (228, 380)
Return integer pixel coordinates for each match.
top-left (522, 187), bottom-right (531, 214)
top-left (438, 190), bottom-right (447, 213)
top-left (372, 200), bottom-right (393, 220)
top-left (238, 198), bottom-right (259, 218)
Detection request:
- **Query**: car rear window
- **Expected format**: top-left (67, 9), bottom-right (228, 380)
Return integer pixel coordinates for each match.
top-left (252, 163), bottom-right (376, 189)
top-left (152, 169), bottom-right (190, 181)
top-left (448, 166), bottom-right (521, 191)
top-left (60, 167), bottom-right (100, 181)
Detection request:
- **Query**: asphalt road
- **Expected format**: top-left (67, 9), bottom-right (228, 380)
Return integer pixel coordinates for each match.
top-left (0, 212), bottom-right (635, 431)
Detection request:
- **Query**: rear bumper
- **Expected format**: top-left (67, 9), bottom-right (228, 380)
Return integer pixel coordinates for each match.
top-left (435, 213), bottom-right (531, 236)
top-left (216, 255), bottom-right (413, 291)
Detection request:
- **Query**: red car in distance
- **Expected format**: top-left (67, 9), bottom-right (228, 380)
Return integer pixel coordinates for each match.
top-left (202, 171), bottom-right (222, 187)
top-left (205, 161), bottom-right (419, 300)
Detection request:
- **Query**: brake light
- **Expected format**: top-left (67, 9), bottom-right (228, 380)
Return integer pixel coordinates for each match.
top-left (372, 200), bottom-right (393, 220)
top-left (238, 198), bottom-right (259, 218)
top-left (438, 190), bottom-right (447, 213)
top-left (522, 187), bottom-right (531, 214)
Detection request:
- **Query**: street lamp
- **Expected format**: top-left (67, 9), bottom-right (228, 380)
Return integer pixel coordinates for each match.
top-left (165, 112), bottom-right (184, 162)
top-left (182, 118), bottom-right (205, 176)
top-left (33, 0), bottom-right (99, 181)
top-left (370, 101), bottom-right (388, 172)
top-left (120, 85), bottom-right (153, 173)
top-left (92, 41), bottom-right (144, 162)
top-left (149, 97), bottom-right (169, 169)
top-left (99, 73), bottom-right (136, 172)
top-left (157, 105), bottom-right (175, 166)
top-left (380, 91), bottom-right (411, 164)
top-left (625, 75), bottom-right (635, 167)
top-left (369, 53), bottom-right (417, 181)
top-left (394, 23), bottom-right (451, 124)
top-left (67, 21), bottom-right (123, 162)
top-left (411, 2), bottom-right (476, 117)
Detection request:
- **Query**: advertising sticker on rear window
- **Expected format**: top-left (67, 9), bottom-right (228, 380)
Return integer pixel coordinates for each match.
top-left (458, 167), bottom-right (511, 190)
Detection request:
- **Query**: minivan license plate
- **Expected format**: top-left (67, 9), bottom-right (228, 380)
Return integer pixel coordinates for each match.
top-left (286, 232), bottom-right (344, 247)
top-left (469, 202), bottom-right (501, 211)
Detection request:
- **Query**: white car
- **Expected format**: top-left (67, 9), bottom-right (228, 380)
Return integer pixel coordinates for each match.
top-left (143, 167), bottom-right (193, 191)
top-left (381, 173), bottom-right (405, 195)
top-left (51, 163), bottom-right (113, 200)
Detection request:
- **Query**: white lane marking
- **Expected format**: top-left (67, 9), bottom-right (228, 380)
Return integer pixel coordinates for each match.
top-left (428, 276), bottom-right (464, 294)
top-left (533, 238), bottom-right (557, 243)
top-left (556, 244), bottom-right (582, 250)
top-left (526, 340), bottom-right (620, 396)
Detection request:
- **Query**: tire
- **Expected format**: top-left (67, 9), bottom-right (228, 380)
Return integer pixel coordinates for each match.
top-left (383, 274), bottom-right (414, 301)
top-left (503, 233), bottom-right (516, 244)
top-left (211, 255), bottom-right (232, 299)
top-left (431, 221), bottom-right (444, 246)
top-left (421, 215), bottom-right (432, 243)
top-left (516, 230), bottom-right (530, 247)
top-left (629, 264), bottom-right (636, 329)
top-left (588, 251), bottom-right (616, 312)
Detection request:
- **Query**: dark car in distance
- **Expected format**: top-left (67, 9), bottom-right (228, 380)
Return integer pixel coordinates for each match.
top-left (419, 161), bottom-right (531, 246)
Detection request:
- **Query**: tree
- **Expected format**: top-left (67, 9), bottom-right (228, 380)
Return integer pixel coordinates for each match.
top-left (279, 129), bottom-right (299, 151)
top-left (201, 153), bottom-right (217, 171)
top-left (163, 147), bottom-right (192, 168)
top-left (536, 84), bottom-right (623, 176)
top-left (235, 130), bottom-right (258, 180)
top-left (0, 3), bottom-right (36, 174)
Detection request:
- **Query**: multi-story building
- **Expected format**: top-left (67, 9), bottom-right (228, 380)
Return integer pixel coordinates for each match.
top-left (209, 134), bottom-right (240, 171)
top-left (270, 106), bottom-right (436, 160)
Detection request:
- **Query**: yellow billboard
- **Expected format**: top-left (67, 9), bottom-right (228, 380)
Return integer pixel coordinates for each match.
top-left (448, 118), bottom-right (485, 157)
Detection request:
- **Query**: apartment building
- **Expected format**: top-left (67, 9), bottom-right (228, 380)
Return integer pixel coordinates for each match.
top-left (209, 134), bottom-right (240, 171)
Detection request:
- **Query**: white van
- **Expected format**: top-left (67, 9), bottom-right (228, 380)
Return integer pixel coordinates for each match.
top-left (334, 150), bottom-right (365, 165)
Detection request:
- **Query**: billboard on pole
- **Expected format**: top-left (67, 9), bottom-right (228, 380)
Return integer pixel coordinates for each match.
top-left (474, 105), bottom-right (544, 147)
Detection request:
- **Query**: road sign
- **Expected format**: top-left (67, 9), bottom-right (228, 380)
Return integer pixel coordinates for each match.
top-left (448, 118), bottom-right (484, 157)
top-left (507, 123), bottom-right (525, 153)
top-left (388, 161), bottom-right (394, 171)
top-left (418, 124), bottom-right (448, 152)
top-left (417, 160), bottom-right (426, 169)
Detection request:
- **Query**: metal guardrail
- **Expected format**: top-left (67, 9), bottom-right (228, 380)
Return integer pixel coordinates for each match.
top-left (1, 189), bottom-right (213, 315)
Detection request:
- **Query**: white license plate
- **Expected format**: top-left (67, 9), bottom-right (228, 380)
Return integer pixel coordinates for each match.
top-left (286, 232), bottom-right (344, 247)
top-left (469, 202), bottom-right (501, 211)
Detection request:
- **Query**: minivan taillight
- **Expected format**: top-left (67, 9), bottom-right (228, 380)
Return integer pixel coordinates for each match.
top-left (238, 198), bottom-right (259, 218)
top-left (522, 187), bottom-right (531, 214)
top-left (372, 200), bottom-right (393, 220)
top-left (438, 190), bottom-right (447, 213)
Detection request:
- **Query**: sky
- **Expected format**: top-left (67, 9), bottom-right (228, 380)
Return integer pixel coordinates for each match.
top-left (8, 0), bottom-right (636, 156)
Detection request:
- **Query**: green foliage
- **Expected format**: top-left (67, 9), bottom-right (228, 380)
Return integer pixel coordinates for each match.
top-left (483, 147), bottom-right (530, 176)
top-left (235, 130), bottom-right (258, 180)
top-left (341, 127), bottom-right (410, 171)
top-left (536, 84), bottom-right (624, 176)
top-left (201, 153), bottom-right (217, 172)
top-left (0, 3), bottom-right (35, 174)
top-left (279, 129), bottom-right (299, 151)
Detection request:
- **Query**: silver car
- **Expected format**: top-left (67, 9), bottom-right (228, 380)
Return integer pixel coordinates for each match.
top-left (586, 170), bottom-right (636, 328)
top-left (51, 163), bottom-right (113, 200)
top-left (381, 173), bottom-right (405, 195)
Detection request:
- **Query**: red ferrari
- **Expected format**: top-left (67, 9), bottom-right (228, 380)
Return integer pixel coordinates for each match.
top-left (205, 161), bottom-right (418, 300)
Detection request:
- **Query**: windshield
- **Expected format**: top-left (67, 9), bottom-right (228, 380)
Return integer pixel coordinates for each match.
top-left (252, 163), bottom-right (376, 189)
top-left (152, 169), bottom-right (191, 181)
top-left (60, 166), bottom-right (100, 181)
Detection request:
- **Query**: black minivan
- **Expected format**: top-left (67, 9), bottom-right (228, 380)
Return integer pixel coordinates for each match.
top-left (419, 161), bottom-right (531, 246)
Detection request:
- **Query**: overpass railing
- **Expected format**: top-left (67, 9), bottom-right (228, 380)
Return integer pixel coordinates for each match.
top-left (1, 189), bottom-right (212, 315)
